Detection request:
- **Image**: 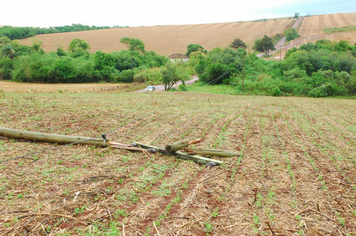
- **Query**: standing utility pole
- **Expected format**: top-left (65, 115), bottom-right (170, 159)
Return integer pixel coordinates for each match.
top-left (242, 50), bottom-right (245, 93)
top-left (130, 49), bottom-right (134, 82)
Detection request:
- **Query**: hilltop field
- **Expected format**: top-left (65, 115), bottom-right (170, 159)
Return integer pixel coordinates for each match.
top-left (18, 12), bottom-right (356, 56)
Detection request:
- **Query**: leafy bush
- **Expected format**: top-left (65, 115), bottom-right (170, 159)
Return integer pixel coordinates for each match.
top-left (0, 57), bottom-right (13, 80)
top-left (272, 87), bottom-right (281, 96)
top-left (309, 84), bottom-right (332, 97)
top-left (118, 70), bottom-right (134, 83)
top-left (179, 84), bottom-right (187, 91)
top-left (285, 28), bottom-right (300, 41)
top-left (134, 68), bottom-right (161, 83)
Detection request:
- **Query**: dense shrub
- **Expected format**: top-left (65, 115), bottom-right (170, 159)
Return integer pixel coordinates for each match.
top-left (272, 87), bottom-right (281, 96)
top-left (1, 38), bottom-right (168, 83)
top-left (134, 68), bottom-right (161, 83)
top-left (285, 28), bottom-right (300, 41)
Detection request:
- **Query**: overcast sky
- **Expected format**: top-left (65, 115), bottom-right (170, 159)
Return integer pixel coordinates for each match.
top-left (1, 0), bottom-right (355, 28)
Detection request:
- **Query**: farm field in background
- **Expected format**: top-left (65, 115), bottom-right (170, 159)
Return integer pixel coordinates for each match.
top-left (290, 12), bottom-right (356, 46)
top-left (18, 18), bottom-right (295, 55)
top-left (0, 81), bottom-right (146, 93)
top-left (1, 91), bottom-right (355, 235)
top-left (17, 12), bottom-right (356, 56)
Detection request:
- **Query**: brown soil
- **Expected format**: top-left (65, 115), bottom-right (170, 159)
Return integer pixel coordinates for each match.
top-left (0, 80), bottom-right (148, 93)
top-left (0, 91), bottom-right (355, 235)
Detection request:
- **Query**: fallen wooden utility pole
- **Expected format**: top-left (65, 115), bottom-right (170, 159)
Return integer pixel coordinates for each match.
top-left (0, 128), bottom-right (226, 165)
top-left (0, 127), bottom-right (109, 147)
top-left (0, 127), bottom-right (140, 151)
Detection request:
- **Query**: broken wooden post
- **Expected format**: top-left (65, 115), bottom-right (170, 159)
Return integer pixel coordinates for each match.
top-left (186, 148), bottom-right (239, 157)
top-left (165, 139), bottom-right (190, 154)
top-left (135, 142), bottom-right (223, 166)
top-left (175, 151), bottom-right (223, 165)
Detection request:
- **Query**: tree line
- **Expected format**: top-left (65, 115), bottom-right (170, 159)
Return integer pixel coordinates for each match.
top-left (0, 24), bottom-right (126, 40)
top-left (189, 38), bottom-right (356, 97)
top-left (1, 33), bottom-right (355, 97)
top-left (0, 36), bottom-right (167, 83)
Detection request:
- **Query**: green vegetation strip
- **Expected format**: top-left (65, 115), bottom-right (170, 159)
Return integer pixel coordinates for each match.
top-left (324, 25), bottom-right (356, 34)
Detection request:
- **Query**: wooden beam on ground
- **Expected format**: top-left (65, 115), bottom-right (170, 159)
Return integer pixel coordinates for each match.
top-left (135, 142), bottom-right (223, 166)
top-left (0, 127), bottom-right (110, 147)
top-left (165, 139), bottom-right (190, 154)
top-left (186, 148), bottom-right (239, 157)
top-left (134, 142), bottom-right (167, 154)
top-left (175, 151), bottom-right (223, 165)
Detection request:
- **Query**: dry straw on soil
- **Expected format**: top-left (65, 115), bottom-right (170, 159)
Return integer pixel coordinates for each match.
top-left (0, 90), bottom-right (355, 235)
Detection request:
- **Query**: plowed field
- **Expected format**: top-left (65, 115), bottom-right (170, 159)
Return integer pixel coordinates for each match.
top-left (297, 12), bottom-right (356, 45)
top-left (18, 18), bottom-right (294, 55)
top-left (1, 91), bottom-right (355, 235)
top-left (0, 81), bottom-right (123, 93)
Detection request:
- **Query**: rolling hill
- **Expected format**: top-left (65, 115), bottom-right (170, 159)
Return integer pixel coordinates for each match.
top-left (292, 12), bottom-right (356, 46)
top-left (18, 12), bottom-right (356, 56)
top-left (18, 18), bottom-right (294, 55)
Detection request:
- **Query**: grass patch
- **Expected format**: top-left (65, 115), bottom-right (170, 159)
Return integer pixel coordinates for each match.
top-left (186, 82), bottom-right (239, 95)
top-left (323, 25), bottom-right (356, 34)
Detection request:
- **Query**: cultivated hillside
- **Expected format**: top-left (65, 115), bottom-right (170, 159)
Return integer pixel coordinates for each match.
top-left (290, 12), bottom-right (356, 46)
top-left (18, 18), bottom-right (294, 55)
top-left (18, 12), bottom-right (356, 56)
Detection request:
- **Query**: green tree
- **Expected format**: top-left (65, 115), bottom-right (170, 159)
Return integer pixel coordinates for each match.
top-left (229, 38), bottom-right (247, 50)
top-left (0, 36), bottom-right (10, 45)
top-left (30, 37), bottom-right (43, 52)
top-left (253, 35), bottom-right (275, 56)
top-left (253, 39), bottom-right (263, 52)
top-left (161, 62), bottom-right (190, 90)
top-left (185, 44), bottom-right (207, 57)
top-left (56, 46), bottom-right (66, 58)
top-left (94, 51), bottom-right (118, 82)
top-left (94, 51), bottom-right (116, 70)
top-left (120, 37), bottom-right (145, 53)
top-left (0, 57), bottom-right (14, 80)
top-left (294, 13), bottom-right (300, 18)
top-left (68, 38), bottom-right (91, 55)
top-left (1, 44), bottom-right (17, 59)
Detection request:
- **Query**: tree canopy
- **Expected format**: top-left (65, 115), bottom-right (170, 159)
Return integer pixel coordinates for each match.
top-left (68, 38), bottom-right (91, 53)
top-left (161, 62), bottom-right (190, 90)
top-left (229, 38), bottom-right (247, 50)
top-left (185, 44), bottom-right (207, 57)
top-left (253, 35), bottom-right (275, 56)
top-left (120, 37), bottom-right (145, 53)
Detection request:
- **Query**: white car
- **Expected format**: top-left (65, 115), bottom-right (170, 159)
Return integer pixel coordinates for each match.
top-left (145, 86), bottom-right (156, 92)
